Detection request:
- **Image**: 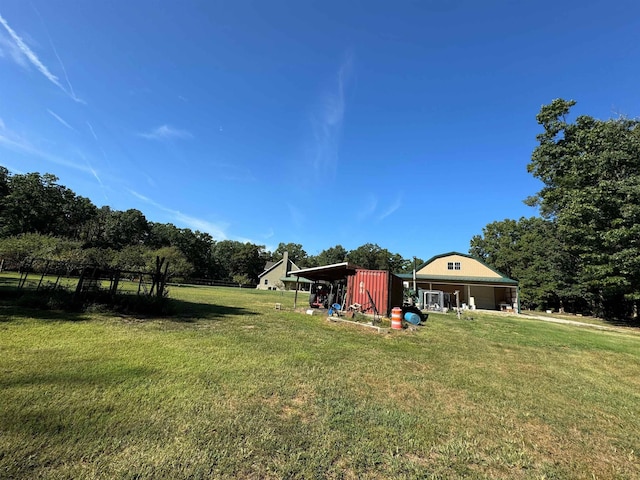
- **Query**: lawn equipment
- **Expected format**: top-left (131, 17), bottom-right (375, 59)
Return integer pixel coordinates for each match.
top-left (309, 283), bottom-right (331, 308)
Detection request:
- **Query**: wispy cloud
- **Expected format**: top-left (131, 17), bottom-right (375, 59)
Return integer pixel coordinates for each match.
top-left (75, 150), bottom-right (108, 201)
top-left (357, 194), bottom-right (378, 221)
top-left (356, 193), bottom-right (402, 222)
top-left (0, 122), bottom-right (92, 174)
top-left (129, 190), bottom-right (228, 240)
top-left (89, 165), bottom-right (105, 191)
top-left (0, 12), bottom-right (83, 103)
top-left (47, 109), bottom-right (75, 131)
top-left (0, 30), bottom-right (27, 66)
top-left (86, 121), bottom-right (99, 140)
top-left (309, 50), bottom-right (354, 179)
top-left (378, 195), bottom-right (402, 221)
top-left (262, 228), bottom-right (274, 239)
top-left (86, 121), bottom-right (113, 170)
top-left (138, 124), bottom-right (193, 141)
top-left (31, 4), bottom-right (83, 103)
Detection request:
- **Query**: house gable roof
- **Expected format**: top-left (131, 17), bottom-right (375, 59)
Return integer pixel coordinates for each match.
top-left (258, 258), bottom-right (300, 279)
top-left (409, 251), bottom-right (517, 284)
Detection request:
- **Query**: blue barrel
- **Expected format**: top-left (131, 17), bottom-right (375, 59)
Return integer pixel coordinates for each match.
top-left (404, 312), bottom-right (421, 325)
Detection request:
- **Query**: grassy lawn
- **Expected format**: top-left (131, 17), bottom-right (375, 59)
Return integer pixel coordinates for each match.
top-left (1, 277), bottom-right (639, 479)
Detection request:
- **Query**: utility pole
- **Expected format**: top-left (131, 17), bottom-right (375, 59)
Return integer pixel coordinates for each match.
top-left (412, 256), bottom-right (417, 294)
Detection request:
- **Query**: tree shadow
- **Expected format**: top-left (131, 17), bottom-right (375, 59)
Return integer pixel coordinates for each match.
top-left (604, 317), bottom-right (640, 329)
top-left (166, 298), bottom-right (258, 322)
top-left (0, 365), bottom-right (155, 389)
top-left (0, 292), bottom-right (258, 323)
top-left (0, 304), bottom-right (90, 322)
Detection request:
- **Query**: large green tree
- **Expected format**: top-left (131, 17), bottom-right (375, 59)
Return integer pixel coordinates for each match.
top-left (272, 242), bottom-right (308, 267)
top-left (0, 172), bottom-right (96, 238)
top-left (526, 99), bottom-right (640, 317)
top-left (347, 243), bottom-right (408, 272)
top-left (470, 217), bottom-right (577, 311)
top-left (211, 240), bottom-right (267, 283)
top-left (314, 245), bottom-right (348, 266)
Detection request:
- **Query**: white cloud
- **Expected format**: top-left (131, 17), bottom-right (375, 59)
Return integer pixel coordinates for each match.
top-left (357, 193), bottom-right (378, 221)
top-left (0, 12), bottom-right (83, 103)
top-left (0, 123), bottom-right (92, 174)
top-left (129, 190), bottom-right (228, 240)
top-left (138, 124), bottom-right (193, 141)
top-left (37, 8), bottom-right (81, 103)
top-left (355, 193), bottom-right (402, 222)
top-left (378, 195), bottom-right (402, 221)
top-left (86, 121), bottom-right (98, 141)
top-left (85, 121), bottom-right (113, 170)
top-left (47, 109), bottom-right (75, 131)
top-left (309, 50), bottom-right (354, 179)
top-left (263, 228), bottom-right (274, 239)
top-left (0, 31), bottom-right (27, 66)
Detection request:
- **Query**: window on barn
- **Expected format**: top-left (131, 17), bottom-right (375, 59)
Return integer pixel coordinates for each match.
top-left (264, 279), bottom-right (268, 285)
top-left (447, 262), bottom-right (454, 270)
top-left (454, 262), bottom-right (461, 270)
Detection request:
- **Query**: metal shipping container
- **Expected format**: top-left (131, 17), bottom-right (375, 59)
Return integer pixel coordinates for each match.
top-left (346, 269), bottom-right (404, 316)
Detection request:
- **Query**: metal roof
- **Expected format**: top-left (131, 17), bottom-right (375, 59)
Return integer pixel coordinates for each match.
top-left (287, 262), bottom-right (360, 282)
top-left (414, 251), bottom-right (518, 284)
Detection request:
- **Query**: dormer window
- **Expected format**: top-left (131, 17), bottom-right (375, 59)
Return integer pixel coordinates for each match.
top-left (448, 262), bottom-right (461, 270)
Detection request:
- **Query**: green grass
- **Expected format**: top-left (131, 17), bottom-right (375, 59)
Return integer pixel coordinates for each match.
top-left (1, 277), bottom-right (639, 479)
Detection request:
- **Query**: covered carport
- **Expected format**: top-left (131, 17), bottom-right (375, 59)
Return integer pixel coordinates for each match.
top-left (288, 262), bottom-right (359, 309)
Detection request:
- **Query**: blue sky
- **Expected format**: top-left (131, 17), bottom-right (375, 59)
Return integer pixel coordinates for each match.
top-left (1, 1), bottom-right (639, 260)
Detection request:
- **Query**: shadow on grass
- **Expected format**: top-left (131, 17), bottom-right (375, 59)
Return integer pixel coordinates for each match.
top-left (0, 288), bottom-right (257, 323)
top-left (166, 297), bottom-right (258, 322)
top-left (0, 304), bottom-right (91, 322)
top-left (1, 365), bottom-right (160, 451)
top-left (603, 317), bottom-right (640, 328)
top-left (0, 365), bottom-right (156, 389)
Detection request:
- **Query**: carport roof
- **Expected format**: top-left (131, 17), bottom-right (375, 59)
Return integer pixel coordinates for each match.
top-left (287, 262), bottom-right (360, 282)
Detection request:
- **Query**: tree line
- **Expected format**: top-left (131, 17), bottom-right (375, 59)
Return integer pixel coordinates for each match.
top-left (471, 99), bottom-right (640, 319)
top-left (0, 167), bottom-right (418, 284)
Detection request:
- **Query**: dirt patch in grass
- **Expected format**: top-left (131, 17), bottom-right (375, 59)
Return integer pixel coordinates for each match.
top-left (282, 391), bottom-right (316, 423)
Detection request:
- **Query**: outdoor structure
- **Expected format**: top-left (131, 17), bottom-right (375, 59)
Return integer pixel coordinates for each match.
top-left (399, 252), bottom-right (519, 312)
top-left (257, 252), bottom-right (311, 291)
top-left (288, 262), bottom-right (404, 316)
